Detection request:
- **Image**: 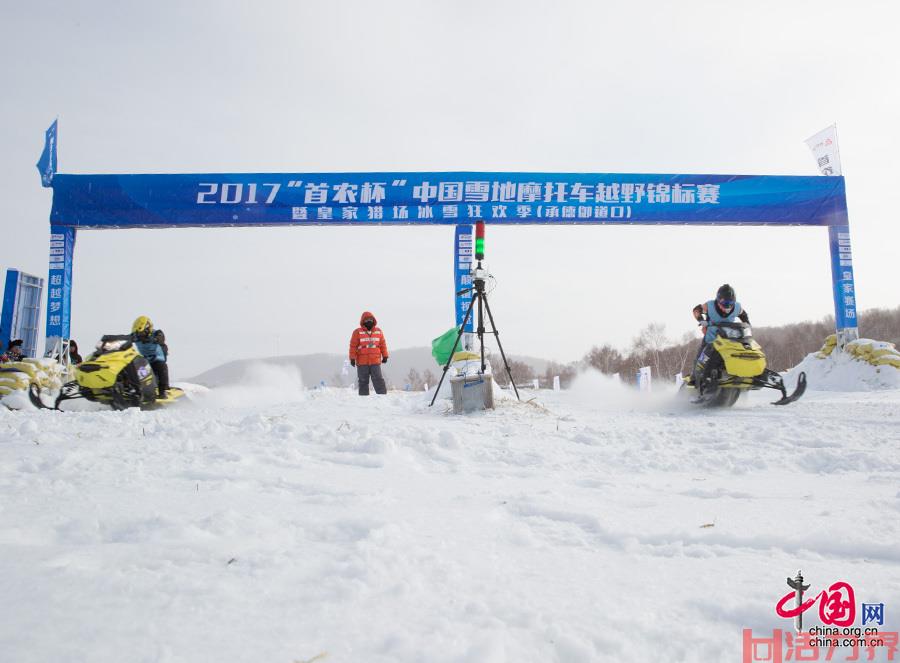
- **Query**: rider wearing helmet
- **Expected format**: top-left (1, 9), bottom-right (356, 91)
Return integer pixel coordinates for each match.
top-left (690, 284), bottom-right (750, 390)
top-left (132, 316), bottom-right (170, 398)
top-left (693, 284), bottom-right (750, 343)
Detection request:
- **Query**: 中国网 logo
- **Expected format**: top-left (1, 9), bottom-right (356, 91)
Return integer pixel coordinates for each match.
top-left (775, 570), bottom-right (884, 633)
top-left (742, 571), bottom-right (893, 662)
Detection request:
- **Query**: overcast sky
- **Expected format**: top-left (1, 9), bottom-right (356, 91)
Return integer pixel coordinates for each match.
top-left (1, 0), bottom-right (899, 377)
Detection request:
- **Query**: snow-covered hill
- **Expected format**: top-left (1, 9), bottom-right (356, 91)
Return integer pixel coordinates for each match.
top-left (1, 368), bottom-right (898, 662)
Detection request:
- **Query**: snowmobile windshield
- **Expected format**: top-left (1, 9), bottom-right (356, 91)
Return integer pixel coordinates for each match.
top-left (716, 323), bottom-right (751, 340)
top-left (95, 335), bottom-right (133, 354)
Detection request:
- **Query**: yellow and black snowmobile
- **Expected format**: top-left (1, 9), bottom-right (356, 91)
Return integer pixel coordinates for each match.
top-left (29, 335), bottom-right (185, 411)
top-left (681, 321), bottom-right (806, 407)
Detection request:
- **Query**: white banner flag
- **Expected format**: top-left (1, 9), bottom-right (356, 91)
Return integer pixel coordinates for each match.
top-left (805, 124), bottom-right (842, 176)
top-left (637, 366), bottom-right (652, 392)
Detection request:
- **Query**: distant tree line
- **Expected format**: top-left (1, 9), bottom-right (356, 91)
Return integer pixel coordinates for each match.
top-left (487, 356), bottom-right (580, 390)
top-left (488, 305), bottom-right (900, 388)
top-left (582, 306), bottom-right (900, 384)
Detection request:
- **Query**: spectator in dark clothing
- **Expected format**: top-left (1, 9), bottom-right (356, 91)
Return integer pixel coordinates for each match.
top-left (1, 339), bottom-right (25, 363)
top-left (66, 340), bottom-right (83, 365)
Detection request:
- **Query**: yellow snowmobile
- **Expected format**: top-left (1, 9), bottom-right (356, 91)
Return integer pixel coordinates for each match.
top-left (29, 335), bottom-right (185, 411)
top-left (681, 321), bottom-right (806, 407)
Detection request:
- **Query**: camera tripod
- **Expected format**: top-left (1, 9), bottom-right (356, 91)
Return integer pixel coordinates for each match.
top-left (429, 263), bottom-right (520, 407)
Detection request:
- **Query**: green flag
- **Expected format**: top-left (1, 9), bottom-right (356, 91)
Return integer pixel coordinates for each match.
top-left (431, 327), bottom-right (460, 365)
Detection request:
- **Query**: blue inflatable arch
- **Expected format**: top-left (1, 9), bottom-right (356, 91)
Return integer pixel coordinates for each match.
top-left (37, 133), bottom-right (859, 355)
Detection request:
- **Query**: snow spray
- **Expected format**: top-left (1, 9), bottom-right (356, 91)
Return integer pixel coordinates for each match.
top-left (190, 362), bottom-right (306, 408)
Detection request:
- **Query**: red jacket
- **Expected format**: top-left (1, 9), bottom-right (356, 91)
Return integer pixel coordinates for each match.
top-left (349, 311), bottom-right (389, 366)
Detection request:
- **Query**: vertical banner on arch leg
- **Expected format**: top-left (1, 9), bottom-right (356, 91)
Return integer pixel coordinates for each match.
top-left (454, 225), bottom-right (474, 349)
top-left (828, 224), bottom-right (859, 348)
top-left (45, 225), bottom-right (76, 356)
top-left (806, 126), bottom-right (858, 348)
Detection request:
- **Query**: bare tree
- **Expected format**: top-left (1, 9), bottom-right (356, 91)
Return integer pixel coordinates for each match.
top-left (422, 369), bottom-right (436, 389)
top-left (543, 361), bottom-right (578, 389)
top-left (584, 344), bottom-right (623, 374)
top-left (489, 356), bottom-right (535, 386)
top-left (508, 359), bottom-right (535, 386)
top-left (860, 306), bottom-right (900, 346)
top-left (631, 323), bottom-right (670, 378)
top-left (406, 368), bottom-right (423, 390)
top-left (675, 331), bottom-right (699, 377)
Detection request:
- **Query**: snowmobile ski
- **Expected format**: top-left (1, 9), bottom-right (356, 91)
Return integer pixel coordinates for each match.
top-left (771, 371), bottom-right (807, 406)
top-left (29, 381), bottom-right (187, 411)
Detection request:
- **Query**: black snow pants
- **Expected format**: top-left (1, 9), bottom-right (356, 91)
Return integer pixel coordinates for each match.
top-left (357, 363), bottom-right (387, 395)
top-left (692, 341), bottom-right (722, 389)
top-left (692, 341), bottom-right (710, 380)
top-left (151, 361), bottom-right (170, 397)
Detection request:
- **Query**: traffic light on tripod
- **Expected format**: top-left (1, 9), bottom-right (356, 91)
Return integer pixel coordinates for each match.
top-left (475, 221), bottom-right (485, 260)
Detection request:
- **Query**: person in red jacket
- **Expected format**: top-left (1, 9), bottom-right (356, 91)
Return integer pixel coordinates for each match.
top-left (349, 311), bottom-right (389, 395)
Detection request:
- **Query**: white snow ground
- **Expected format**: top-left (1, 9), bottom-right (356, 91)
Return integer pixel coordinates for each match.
top-left (1, 367), bottom-right (899, 663)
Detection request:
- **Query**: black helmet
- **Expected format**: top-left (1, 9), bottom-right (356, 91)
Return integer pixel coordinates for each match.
top-left (716, 284), bottom-right (736, 311)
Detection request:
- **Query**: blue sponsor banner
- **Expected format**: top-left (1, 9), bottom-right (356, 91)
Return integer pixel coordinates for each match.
top-left (43, 167), bottom-right (855, 352)
top-left (36, 120), bottom-right (58, 187)
top-left (1, 269), bottom-right (45, 358)
top-left (828, 225), bottom-right (859, 331)
top-left (50, 172), bottom-right (848, 228)
top-left (454, 225), bottom-right (474, 333)
top-left (45, 225), bottom-right (76, 348)
top-left (0, 270), bottom-right (18, 350)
